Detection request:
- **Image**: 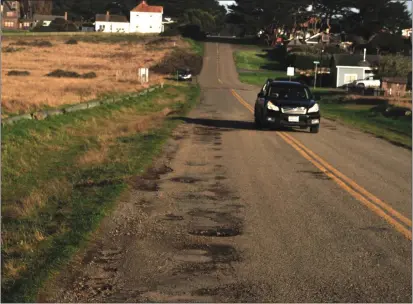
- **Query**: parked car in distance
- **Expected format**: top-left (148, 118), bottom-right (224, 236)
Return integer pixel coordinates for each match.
top-left (254, 80), bottom-right (321, 133)
top-left (352, 75), bottom-right (381, 89)
top-left (177, 69), bottom-right (192, 81)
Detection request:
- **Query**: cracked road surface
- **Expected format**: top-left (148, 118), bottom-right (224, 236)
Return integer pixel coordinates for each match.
top-left (40, 42), bottom-right (412, 303)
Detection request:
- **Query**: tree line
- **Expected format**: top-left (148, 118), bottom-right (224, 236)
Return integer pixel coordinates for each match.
top-left (228, 0), bottom-right (411, 40)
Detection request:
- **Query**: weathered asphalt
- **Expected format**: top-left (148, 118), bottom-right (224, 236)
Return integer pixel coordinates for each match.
top-left (41, 41), bottom-right (412, 303)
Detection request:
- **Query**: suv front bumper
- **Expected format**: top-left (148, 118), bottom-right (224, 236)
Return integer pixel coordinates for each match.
top-left (264, 111), bottom-right (321, 127)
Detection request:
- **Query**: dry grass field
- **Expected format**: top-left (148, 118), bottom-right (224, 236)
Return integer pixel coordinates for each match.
top-left (1, 35), bottom-right (188, 117)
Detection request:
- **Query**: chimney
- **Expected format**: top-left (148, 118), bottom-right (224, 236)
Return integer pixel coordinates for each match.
top-left (64, 11), bottom-right (68, 21)
top-left (106, 11), bottom-right (110, 21)
top-left (363, 48), bottom-right (366, 62)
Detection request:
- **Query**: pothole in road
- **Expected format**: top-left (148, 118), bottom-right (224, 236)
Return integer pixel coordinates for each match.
top-left (164, 214), bottom-right (184, 221)
top-left (188, 227), bottom-right (241, 237)
top-left (186, 161), bottom-right (207, 167)
top-left (214, 142), bottom-right (222, 146)
top-left (214, 156), bottom-right (223, 159)
top-left (183, 244), bottom-right (241, 263)
top-left (215, 176), bottom-right (226, 180)
top-left (173, 249), bottom-right (213, 263)
top-left (212, 148), bottom-right (222, 151)
top-left (170, 176), bottom-right (202, 184)
top-left (185, 194), bottom-right (218, 201)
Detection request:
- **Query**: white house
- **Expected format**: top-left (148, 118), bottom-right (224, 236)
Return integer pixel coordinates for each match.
top-left (94, 1), bottom-right (164, 34)
top-left (129, 1), bottom-right (164, 34)
top-left (95, 11), bottom-right (130, 33)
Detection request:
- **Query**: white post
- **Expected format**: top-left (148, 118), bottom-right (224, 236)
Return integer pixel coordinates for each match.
top-left (314, 63), bottom-right (318, 89)
top-left (363, 48), bottom-right (366, 61)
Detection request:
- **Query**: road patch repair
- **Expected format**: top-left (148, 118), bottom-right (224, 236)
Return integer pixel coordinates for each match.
top-left (34, 98), bottom-right (245, 303)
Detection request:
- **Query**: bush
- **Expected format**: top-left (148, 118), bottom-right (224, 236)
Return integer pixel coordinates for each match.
top-left (65, 39), bottom-right (78, 45)
top-left (46, 69), bottom-right (96, 79)
top-left (178, 24), bottom-right (206, 41)
top-left (151, 48), bottom-right (203, 76)
top-left (146, 38), bottom-right (173, 46)
top-left (10, 40), bottom-right (52, 47)
top-left (377, 55), bottom-right (412, 78)
top-left (7, 70), bottom-right (30, 76)
top-left (82, 72), bottom-right (97, 79)
top-left (160, 27), bottom-right (180, 37)
top-left (2, 46), bottom-right (25, 53)
top-left (32, 18), bottom-right (78, 32)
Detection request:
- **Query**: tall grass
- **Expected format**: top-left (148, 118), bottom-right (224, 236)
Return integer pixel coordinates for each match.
top-left (1, 84), bottom-right (200, 302)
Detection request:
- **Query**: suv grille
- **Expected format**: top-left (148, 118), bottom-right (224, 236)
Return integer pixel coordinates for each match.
top-left (281, 107), bottom-right (307, 115)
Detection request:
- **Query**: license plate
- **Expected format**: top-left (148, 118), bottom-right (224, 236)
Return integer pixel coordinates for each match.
top-left (288, 116), bottom-right (299, 122)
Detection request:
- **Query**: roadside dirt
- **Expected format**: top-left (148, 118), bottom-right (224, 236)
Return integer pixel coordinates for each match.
top-left (38, 96), bottom-right (245, 303)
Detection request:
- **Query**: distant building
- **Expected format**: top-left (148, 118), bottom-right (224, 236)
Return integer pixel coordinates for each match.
top-left (33, 13), bottom-right (67, 27)
top-left (94, 1), bottom-right (164, 34)
top-left (331, 53), bottom-right (380, 88)
top-left (382, 77), bottom-right (409, 96)
top-left (2, 1), bottom-right (20, 30)
top-left (95, 12), bottom-right (129, 33)
top-left (1, 0), bottom-right (56, 30)
top-left (130, 0), bottom-right (163, 33)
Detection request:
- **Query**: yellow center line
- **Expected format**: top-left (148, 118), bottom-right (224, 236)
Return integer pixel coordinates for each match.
top-left (230, 89), bottom-right (412, 240)
top-left (282, 132), bottom-right (412, 228)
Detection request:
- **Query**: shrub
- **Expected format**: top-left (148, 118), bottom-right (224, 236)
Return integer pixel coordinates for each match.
top-left (151, 48), bottom-right (203, 75)
top-left (32, 18), bottom-right (78, 32)
top-left (10, 40), bottom-right (52, 47)
top-left (2, 46), bottom-right (25, 53)
top-left (178, 24), bottom-right (206, 41)
top-left (65, 39), bottom-right (78, 45)
top-left (82, 72), bottom-right (97, 79)
top-left (377, 55), bottom-right (412, 78)
top-left (146, 38), bottom-right (173, 46)
top-left (7, 70), bottom-right (30, 76)
top-left (46, 70), bottom-right (97, 79)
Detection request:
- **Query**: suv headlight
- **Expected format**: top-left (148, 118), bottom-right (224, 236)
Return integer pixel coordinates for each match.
top-left (267, 101), bottom-right (279, 111)
top-left (307, 103), bottom-right (319, 113)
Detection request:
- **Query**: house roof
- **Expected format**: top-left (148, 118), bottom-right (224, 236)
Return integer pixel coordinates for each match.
top-left (131, 1), bottom-right (163, 13)
top-left (33, 14), bottom-right (65, 21)
top-left (333, 54), bottom-right (380, 67)
top-left (95, 14), bottom-right (128, 23)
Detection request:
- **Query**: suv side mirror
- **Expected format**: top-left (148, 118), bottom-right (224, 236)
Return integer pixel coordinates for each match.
top-left (257, 92), bottom-right (264, 98)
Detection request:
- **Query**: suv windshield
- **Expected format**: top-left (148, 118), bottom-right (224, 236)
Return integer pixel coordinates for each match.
top-left (268, 85), bottom-right (312, 101)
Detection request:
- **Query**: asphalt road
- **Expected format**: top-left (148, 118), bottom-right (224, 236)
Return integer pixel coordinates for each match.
top-left (41, 42), bottom-right (412, 303)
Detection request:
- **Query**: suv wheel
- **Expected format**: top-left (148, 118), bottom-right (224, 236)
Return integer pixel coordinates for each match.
top-left (310, 126), bottom-right (319, 133)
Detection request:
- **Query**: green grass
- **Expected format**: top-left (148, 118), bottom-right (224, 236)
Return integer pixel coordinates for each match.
top-left (319, 96), bottom-right (412, 148)
top-left (185, 38), bottom-right (204, 56)
top-left (233, 50), bottom-right (274, 70)
top-left (234, 49), bottom-right (292, 86)
top-left (1, 84), bottom-right (200, 302)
